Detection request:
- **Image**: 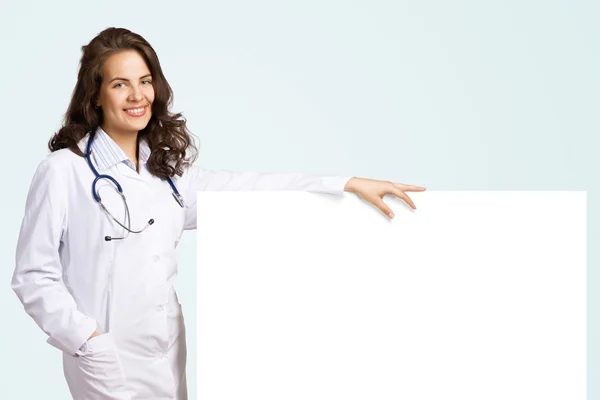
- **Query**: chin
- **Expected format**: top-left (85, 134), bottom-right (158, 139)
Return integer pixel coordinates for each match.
top-left (130, 119), bottom-right (150, 129)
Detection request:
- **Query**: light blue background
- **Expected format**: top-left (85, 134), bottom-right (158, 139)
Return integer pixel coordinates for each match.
top-left (1, 1), bottom-right (597, 398)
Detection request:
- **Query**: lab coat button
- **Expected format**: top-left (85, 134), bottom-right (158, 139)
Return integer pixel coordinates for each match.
top-left (152, 255), bottom-right (160, 262)
top-left (157, 305), bottom-right (165, 312)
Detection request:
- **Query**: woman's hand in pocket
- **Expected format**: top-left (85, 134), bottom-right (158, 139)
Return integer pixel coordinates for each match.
top-left (75, 332), bottom-right (130, 398)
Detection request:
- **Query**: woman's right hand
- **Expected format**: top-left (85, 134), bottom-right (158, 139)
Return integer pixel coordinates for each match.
top-left (71, 332), bottom-right (130, 398)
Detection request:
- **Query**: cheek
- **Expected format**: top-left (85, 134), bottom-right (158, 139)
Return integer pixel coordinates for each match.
top-left (104, 92), bottom-right (125, 111)
top-left (146, 87), bottom-right (155, 104)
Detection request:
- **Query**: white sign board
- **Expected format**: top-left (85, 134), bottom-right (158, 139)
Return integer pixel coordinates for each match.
top-left (196, 191), bottom-right (586, 400)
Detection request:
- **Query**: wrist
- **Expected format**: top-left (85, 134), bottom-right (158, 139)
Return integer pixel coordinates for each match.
top-left (344, 177), bottom-right (357, 193)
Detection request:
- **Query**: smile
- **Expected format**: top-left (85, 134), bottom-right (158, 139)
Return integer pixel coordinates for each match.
top-left (123, 105), bottom-right (148, 117)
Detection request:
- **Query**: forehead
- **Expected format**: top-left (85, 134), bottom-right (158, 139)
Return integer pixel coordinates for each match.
top-left (102, 50), bottom-right (150, 79)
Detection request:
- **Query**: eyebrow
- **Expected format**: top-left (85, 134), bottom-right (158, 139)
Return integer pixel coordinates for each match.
top-left (109, 74), bottom-right (152, 83)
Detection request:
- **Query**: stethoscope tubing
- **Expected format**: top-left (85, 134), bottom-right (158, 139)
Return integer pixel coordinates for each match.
top-left (85, 131), bottom-right (184, 241)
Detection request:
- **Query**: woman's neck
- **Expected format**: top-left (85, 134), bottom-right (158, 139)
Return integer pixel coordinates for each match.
top-left (101, 125), bottom-right (139, 170)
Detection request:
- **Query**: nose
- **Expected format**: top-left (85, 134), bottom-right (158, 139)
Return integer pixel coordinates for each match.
top-left (128, 84), bottom-right (144, 101)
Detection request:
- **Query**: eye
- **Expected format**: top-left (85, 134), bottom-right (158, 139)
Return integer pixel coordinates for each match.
top-left (112, 80), bottom-right (152, 89)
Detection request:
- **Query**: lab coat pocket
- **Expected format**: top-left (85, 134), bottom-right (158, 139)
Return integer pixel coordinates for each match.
top-left (75, 333), bottom-right (131, 399)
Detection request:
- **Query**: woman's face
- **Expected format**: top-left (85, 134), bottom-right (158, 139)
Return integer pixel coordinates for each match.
top-left (96, 50), bottom-right (155, 138)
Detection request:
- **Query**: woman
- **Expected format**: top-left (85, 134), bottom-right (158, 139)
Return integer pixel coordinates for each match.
top-left (12, 27), bottom-right (425, 399)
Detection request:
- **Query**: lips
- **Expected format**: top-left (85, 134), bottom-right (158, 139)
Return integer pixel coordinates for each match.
top-left (123, 105), bottom-right (148, 117)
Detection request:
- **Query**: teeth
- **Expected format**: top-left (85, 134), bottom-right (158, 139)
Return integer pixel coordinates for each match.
top-left (125, 107), bottom-right (145, 113)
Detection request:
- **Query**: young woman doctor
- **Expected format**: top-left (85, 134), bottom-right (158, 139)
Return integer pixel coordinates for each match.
top-left (12, 27), bottom-right (426, 400)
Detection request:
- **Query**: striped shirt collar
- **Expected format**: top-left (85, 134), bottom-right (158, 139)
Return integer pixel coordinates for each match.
top-left (90, 125), bottom-right (151, 172)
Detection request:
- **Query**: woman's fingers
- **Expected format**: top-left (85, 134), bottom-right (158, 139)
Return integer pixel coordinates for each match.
top-left (388, 186), bottom-right (416, 210)
top-left (393, 182), bottom-right (426, 192)
top-left (372, 197), bottom-right (395, 219)
top-left (372, 189), bottom-right (415, 219)
top-left (353, 179), bottom-right (425, 219)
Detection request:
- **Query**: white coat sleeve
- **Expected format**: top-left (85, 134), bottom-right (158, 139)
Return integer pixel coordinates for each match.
top-left (12, 157), bottom-right (97, 355)
top-left (180, 164), bottom-right (353, 230)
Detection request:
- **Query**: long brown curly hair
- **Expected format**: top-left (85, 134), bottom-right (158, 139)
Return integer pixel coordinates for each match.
top-left (48, 27), bottom-right (198, 179)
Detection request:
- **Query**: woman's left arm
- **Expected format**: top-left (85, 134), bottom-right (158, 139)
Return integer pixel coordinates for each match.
top-left (179, 165), bottom-right (425, 229)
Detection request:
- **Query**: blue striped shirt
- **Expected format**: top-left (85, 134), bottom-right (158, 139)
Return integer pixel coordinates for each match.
top-left (90, 126), bottom-right (151, 172)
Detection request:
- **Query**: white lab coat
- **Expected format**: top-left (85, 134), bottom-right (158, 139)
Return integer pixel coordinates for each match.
top-left (12, 131), bottom-right (351, 399)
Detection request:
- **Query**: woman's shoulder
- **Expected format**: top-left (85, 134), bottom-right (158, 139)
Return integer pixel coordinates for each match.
top-left (47, 149), bottom-right (81, 167)
top-left (35, 148), bottom-right (84, 177)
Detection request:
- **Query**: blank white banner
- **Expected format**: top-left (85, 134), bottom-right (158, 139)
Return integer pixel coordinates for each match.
top-left (196, 191), bottom-right (586, 400)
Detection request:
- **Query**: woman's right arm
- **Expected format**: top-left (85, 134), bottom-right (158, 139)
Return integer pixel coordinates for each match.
top-left (12, 157), bottom-right (97, 356)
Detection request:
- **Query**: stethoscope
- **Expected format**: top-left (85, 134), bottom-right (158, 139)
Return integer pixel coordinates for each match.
top-left (85, 131), bottom-right (185, 242)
